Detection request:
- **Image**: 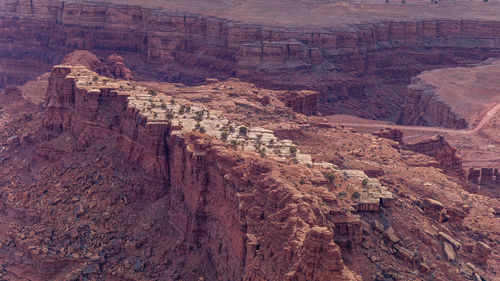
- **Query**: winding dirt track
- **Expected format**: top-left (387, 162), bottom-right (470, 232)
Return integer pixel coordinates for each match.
top-left (327, 101), bottom-right (500, 136)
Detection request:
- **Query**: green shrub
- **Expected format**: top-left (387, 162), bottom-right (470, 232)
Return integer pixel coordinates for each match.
top-left (337, 191), bottom-right (347, 197)
top-left (239, 126), bottom-right (248, 136)
top-left (351, 191), bottom-right (361, 200)
top-left (221, 132), bottom-right (228, 141)
top-left (324, 172), bottom-right (336, 183)
top-left (259, 148), bottom-right (266, 158)
top-left (361, 179), bottom-right (368, 187)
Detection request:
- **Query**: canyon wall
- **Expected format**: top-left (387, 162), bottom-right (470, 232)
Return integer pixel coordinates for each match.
top-left (2, 0), bottom-right (500, 118)
top-left (396, 80), bottom-right (468, 129)
top-left (42, 65), bottom-right (359, 280)
top-left (405, 135), bottom-right (466, 178)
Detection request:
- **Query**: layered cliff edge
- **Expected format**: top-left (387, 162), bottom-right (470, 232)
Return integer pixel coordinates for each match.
top-left (2, 0), bottom-right (500, 120)
top-left (396, 81), bottom-right (468, 129)
top-left (41, 64), bottom-right (360, 281)
top-left (398, 58), bottom-right (500, 129)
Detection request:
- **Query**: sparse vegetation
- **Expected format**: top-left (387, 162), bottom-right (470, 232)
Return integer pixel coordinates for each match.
top-left (239, 126), bottom-right (248, 136)
top-left (221, 131), bottom-right (228, 141)
top-left (289, 146), bottom-right (297, 156)
top-left (351, 191), bottom-right (361, 200)
top-left (148, 89), bottom-right (157, 96)
top-left (259, 148), bottom-right (266, 158)
top-left (194, 109), bottom-right (205, 121)
top-left (361, 178), bottom-right (368, 187)
top-left (337, 191), bottom-right (347, 197)
top-left (300, 178), bottom-right (306, 185)
top-left (195, 122), bottom-right (206, 133)
top-left (178, 105), bottom-right (186, 114)
top-left (230, 140), bottom-right (238, 150)
top-left (92, 76), bottom-right (99, 82)
top-left (324, 172), bottom-right (336, 183)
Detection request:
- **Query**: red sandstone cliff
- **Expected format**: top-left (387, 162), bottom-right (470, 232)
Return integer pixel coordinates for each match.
top-left (405, 135), bottom-right (466, 178)
top-left (396, 78), bottom-right (468, 129)
top-left (62, 50), bottom-right (134, 80)
top-left (40, 65), bottom-right (359, 280)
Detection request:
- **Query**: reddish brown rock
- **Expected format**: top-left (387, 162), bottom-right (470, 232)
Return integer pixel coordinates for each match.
top-left (287, 226), bottom-right (359, 281)
top-left (36, 65), bottom-right (360, 281)
top-left (404, 135), bottom-right (465, 178)
top-left (397, 82), bottom-right (468, 129)
top-left (278, 90), bottom-right (319, 116)
top-left (474, 241), bottom-right (492, 265)
top-left (62, 50), bottom-right (133, 80)
top-left (373, 128), bottom-right (404, 144)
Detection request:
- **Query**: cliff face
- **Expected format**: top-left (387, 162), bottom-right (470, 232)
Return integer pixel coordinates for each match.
top-left (405, 135), bottom-right (466, 178)
top-left (2, 0), bottom-right (500, 118)
top-left (396, 80), bottom-right (468, 129)
top-left (41, 65), bottom-right (358, 280)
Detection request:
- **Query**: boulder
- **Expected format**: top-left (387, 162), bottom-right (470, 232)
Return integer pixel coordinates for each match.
top-left (443, 242), bottom-right (455, 262)
top-left (438, 232), bottom-right (460, 250)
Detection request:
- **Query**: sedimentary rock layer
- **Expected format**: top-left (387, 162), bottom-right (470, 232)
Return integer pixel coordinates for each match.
top-left (42, 65), bottom-right (359, 280)
top-left (405, 135), bottom-right (465, 178)
top-left (396, 81), bottom-right (468, 129)
top-left (2, 0), bottom-right (500, 118)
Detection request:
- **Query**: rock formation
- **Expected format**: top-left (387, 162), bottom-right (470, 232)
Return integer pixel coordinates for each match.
top-left (397, 81), bottom-right (468, 129)
top-left (39, 64), bottom-right (360, 280)
top-left (404, 135), bottom-right (465, 178)
top-left (62, 50), bottom-right (134, 80)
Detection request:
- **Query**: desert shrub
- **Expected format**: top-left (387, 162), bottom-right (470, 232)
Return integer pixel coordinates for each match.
top-left (239, 126), bottom-right (248, 136)
top-left (337, 191), bottom-right (347, 197)
top-left (324, 172), bottom-right (336, 183)
top-left (194, 110), bottom-right (205, 121)
top-left (361, 179), bottom-right (368, 187)
top-left (351, 191), bottom-right (361, 200)
top-left (259, 148), bottom-right (266, 158)
top-left (221, 132), bottom-right (228, 141)
top-left (230, 140), bottom-right (238, 150)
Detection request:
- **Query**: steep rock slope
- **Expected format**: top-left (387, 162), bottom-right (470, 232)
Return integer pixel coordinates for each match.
top-left (0, 64), bottom-right (361, 280)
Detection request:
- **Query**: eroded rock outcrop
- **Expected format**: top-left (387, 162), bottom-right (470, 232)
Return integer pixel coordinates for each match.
top-left (397, 79), bottom-right (468, 129)
top-left (41, 64), bottom-right (359, 280)
top-left (278, 90), bottom-right (319, 116)
top-left (404, 135), bottom-right (465, 178)
top-left (62, 50), bottom-right (134, 80)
